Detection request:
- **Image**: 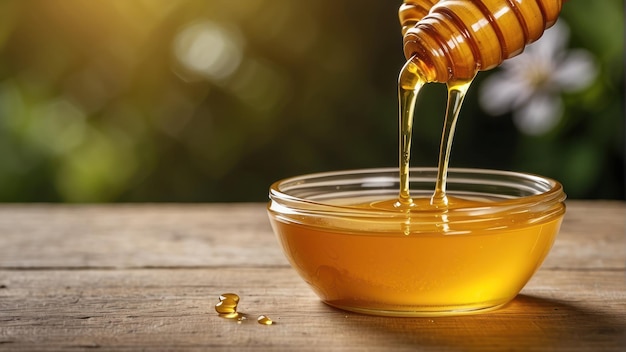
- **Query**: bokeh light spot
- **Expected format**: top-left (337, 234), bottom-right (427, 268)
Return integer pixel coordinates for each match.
top-left (173, 20), bottom-right (244, 82)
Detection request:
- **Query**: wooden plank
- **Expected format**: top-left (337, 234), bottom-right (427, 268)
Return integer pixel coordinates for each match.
top-left (543, 200), bottom-right (625, 269)
top-left (1, 268), bottom-right (624, 351)
top-left (0, 203), bottom-right (288, 268)
top-left (0, 201), bottom-right (624, 270)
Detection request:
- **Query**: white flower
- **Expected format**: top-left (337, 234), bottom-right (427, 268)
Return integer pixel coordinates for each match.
top-left (478, 21), bottom-right (598, 135)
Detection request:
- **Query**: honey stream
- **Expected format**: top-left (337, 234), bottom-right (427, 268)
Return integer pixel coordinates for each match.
top-left (397, 57), bottom-right (475, 209)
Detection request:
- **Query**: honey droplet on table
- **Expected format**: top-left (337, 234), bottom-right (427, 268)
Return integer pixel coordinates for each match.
top-left (216, 293), bottom-right (274, 325)
top-left (216, 293), bottom-right (240, 318)
top-left (257, 315), bottom-right (273, 325)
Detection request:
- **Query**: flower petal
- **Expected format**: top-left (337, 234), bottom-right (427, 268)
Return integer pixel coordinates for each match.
top-left (513, 94), bottom-right (563, 135)
top-left (479, 73), bottom-right (533, 115)
top-left (552, 49), bottom-right (598, 91)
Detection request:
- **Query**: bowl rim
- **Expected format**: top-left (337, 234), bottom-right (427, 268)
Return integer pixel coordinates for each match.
top-left (269, 167), bottom-right (566, 215)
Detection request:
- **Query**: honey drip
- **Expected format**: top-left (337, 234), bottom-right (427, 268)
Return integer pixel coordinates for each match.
top-left (396, 59), bottom-right (426, 207)
top-left (397, 56), bottom-right (475, 208)
top-left (431, 77), bottom-right (474, 206)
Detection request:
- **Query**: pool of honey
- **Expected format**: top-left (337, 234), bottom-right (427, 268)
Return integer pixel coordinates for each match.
top-left (269, 196), bottom-right (563, 316)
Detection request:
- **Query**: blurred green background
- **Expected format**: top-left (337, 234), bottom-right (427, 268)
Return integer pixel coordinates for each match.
top-left (0, 0), bottom-right (623, 202)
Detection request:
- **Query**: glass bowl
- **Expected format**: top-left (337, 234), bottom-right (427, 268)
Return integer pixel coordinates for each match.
top-left (267, 167), bottom-right (566, 317)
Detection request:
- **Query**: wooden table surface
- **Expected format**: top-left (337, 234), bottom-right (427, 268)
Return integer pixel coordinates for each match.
top-left (0, 201), bottom-right (624, 351)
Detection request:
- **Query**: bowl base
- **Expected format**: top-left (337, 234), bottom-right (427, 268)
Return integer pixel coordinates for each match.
top-left (322, 300), bottom-right (511, 317)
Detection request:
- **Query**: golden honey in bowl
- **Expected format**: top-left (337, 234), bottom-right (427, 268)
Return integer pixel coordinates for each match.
top-left (268, 168), bottom-right (565, 316)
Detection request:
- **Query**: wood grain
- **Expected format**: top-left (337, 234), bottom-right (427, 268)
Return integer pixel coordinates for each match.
top-left (0, 201), bottom-right (624, 351)
top-left (0, 203), bottom-right (287, 268)
top-left (1, 268), bottom-right (624, 351)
